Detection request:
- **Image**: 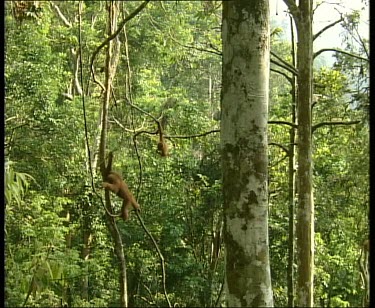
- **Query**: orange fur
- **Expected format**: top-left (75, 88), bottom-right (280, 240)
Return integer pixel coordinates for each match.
top-left (157, 122), bottom-right (168, 157)
top-left (157, 139), bottom-right (168, 157)
top-left (102, 171), bottom-right (140, 220)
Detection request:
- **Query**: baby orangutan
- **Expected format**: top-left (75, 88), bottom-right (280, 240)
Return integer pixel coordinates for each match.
top-left (102, 171), bottom-right (140, 220)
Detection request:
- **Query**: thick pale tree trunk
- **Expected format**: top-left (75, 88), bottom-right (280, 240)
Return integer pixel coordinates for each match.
top-left (283, 1), bottom-right (314, 306)
top-left (221, 0), bottom-right (273, 306)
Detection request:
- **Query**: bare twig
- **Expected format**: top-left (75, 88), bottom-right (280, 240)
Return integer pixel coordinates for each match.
top-left (313, 17), bottom-right (343, 41)
top-left (313, 1), bottom-right (324, 14)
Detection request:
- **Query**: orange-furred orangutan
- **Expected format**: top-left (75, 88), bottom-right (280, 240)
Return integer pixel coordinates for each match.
top-left (157, 121), bottom-right (168, 157)
top-left (102, 171), bottom-right (140, 220)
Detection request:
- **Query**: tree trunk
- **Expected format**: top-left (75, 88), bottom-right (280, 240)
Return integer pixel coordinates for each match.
top-left (98, 2), bottom-right (127, 307)
top-left (295, 3), bottom-right (314, 307)
top-left (283, 1), bottom-right (315, 306)
top-left (221, 0), bottom-right (273, 306)
top-left (81, 228), bottom-right (92, 301)
top-left (287, 15), bottom-right (297, 308)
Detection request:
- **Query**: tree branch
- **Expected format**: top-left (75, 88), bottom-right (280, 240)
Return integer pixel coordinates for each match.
top-left (270, 68), bottom-right (292, 83)
top-left (353, 26), bottom-right (369, 59)
top-left (168, 30), bottom-right (222, 56)
top-left (269, 120), bottom-right (298, 129)
top-left (271, 59), bottom-right (298, 76)
top-left (314, 48), bottom-right (369, 62)
top-left (269, 142), bottom-right (290, 155)
top-left (313, 17), bottom-right (343, 41)
top-left (282, 0), bottom-right (300, 19)
top-left (313, 1), bottom-right (324, 14)
top-left (110, 116), bottom-right (146, 133)
top-left (120, 98), bottom-right (159, 123)
top-left (184, 44), bottom-right (222, 56)
top-left (50, 2), bottom-right (72, 28)
top-left (312, 120), bottom-right (360, 133)
top-left (168, 129), bottom-right (220, 139)
top-left (271, 51), bottom-right (298, 75)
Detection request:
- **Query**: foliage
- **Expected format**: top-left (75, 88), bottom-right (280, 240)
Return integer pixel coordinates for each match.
top-left (5, 1), bottom-right (368, 307)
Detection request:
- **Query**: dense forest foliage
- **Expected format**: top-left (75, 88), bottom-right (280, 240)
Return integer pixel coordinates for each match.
top-left (5, 1), bottom-right (368, 307)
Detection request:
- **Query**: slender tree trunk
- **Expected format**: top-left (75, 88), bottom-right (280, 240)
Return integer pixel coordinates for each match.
top-left (295, 3), bottom-right (314, 306)
top-left (70, 47), bottom-right (83, 97)
top-left (287, 15), bottom-right (297, 308)
top-left (62, 208), bottom-right (73, 306)
top-left (81, 227), bottom-right (92, 301)
top-left (91, 108), bottom-right (103, 173)
top-left (205, 216), bottom-right (222, 307)
top-left (221, 0), bottom-right (273, 306)
top-left (359, 239), bottom-right (369, 307)
top-left (283, 1), bottom-right (315, 306)
top-left (287, 124), bottom-right (296, 307)
top-left (98, 2), bottom-right (127, 307)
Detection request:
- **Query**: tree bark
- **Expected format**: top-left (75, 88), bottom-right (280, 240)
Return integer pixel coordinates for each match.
top-left (287, 15), bottom-right (297, 308)
top-left (295, 3), bottom-right (314, 306)
top-left (283, 0), bottom-right (315, 306)
top-left (221, 0), bottom-right (273, 306)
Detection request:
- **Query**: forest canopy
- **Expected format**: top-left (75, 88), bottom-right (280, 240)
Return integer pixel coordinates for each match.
top-left (5, 1), bottom-right (368, 307)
